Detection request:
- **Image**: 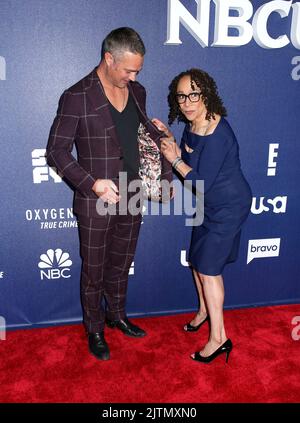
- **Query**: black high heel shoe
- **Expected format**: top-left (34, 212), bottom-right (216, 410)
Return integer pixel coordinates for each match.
top-left (191, 339), bottom-right (233, 363)
top-left (183, 315), bottom-right (209, 332)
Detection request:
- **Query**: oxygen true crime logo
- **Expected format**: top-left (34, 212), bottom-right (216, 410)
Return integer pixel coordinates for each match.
top-left (26, 207), bottom-right (78, 230)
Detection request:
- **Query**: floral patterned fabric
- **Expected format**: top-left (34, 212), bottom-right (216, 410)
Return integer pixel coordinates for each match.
top-left (138, 123), bottom-right (162, 202)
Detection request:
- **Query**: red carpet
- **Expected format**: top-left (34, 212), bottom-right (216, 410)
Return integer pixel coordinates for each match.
top-left (1, 304), bottom-right (300, 403)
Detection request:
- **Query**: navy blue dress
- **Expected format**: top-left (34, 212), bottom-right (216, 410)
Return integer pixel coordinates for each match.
top-left (181, 117), bottom-right (252, 276)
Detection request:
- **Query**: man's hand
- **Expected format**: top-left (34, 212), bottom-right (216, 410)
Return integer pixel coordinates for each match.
top-left (151, 118), bottom-right (172, 137)
top-left (92, 179), bottom-right (120, 204)
top-left (152, 117), bottom-right (181, 162)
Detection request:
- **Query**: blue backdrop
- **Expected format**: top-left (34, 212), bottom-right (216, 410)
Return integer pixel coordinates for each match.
top-left (1, 0), bottom-right (299, 330)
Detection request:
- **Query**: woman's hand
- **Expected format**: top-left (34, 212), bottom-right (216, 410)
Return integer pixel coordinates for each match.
top-left (160, 136), bottom-right (182, 163)
top-left (152, 118), bottom-right (181, 163)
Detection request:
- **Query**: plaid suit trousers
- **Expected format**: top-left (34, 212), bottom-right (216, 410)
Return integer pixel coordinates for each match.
top-left (78, 206), bottom-right (142, 334)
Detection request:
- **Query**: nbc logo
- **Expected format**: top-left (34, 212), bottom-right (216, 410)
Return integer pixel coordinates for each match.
top-left (39, 248), bottom-right (72, 280)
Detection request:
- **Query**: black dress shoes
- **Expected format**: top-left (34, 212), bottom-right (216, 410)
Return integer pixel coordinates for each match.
top-left (106, 317), bottom-right (146, 338)
top-left (183, 315), bottom-right (209, 332)
top-left (191, 339), bottom-right (233, 364)
top-left (88, 332), bottom-right (110, 360)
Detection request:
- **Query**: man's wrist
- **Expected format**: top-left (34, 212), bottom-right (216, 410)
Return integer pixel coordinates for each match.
top-left (92, 179), bottom-right (101, 192)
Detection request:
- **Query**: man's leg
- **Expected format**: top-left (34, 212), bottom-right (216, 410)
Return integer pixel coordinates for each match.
top-left (78, 214), bottom-right (115, 334)
top-left (103, 211), bottom-right (145, 337)
top-left (104, 212), bottom-right (142, 320)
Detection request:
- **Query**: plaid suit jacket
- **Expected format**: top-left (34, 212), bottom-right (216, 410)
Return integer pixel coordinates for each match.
top-left (46, 67), bottom-right (173, 217)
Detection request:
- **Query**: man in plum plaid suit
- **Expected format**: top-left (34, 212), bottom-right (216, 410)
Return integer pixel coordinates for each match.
top-left (47, 28), bottom-right (172, 360)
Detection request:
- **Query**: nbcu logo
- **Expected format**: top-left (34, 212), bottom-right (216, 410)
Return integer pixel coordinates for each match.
top-left (38, 248), bottom-right (72, 280)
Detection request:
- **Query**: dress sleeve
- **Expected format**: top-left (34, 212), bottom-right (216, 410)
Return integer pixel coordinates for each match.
top-left (180, 125), bottom-right (188, 151)
top-left (185, 133), bottom-right (233, 193)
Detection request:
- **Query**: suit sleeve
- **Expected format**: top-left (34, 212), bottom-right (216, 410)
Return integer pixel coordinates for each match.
top-left (185, 134), bottom-right (232, 193)
top-left (46, 90), bottom-right (96, 195)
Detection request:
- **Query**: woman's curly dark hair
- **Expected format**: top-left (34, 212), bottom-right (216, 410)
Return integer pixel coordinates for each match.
top-left (168, 68), bottom-right (227, 125)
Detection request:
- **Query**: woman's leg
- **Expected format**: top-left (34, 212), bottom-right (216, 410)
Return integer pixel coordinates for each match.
top-left (184, 269), bottom-right (208, 329)
top-left (193, 273), bottom-right (227, 357)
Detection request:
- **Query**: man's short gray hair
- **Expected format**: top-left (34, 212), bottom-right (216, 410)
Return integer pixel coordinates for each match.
top-left (101, 27), bottom-right (146, 60)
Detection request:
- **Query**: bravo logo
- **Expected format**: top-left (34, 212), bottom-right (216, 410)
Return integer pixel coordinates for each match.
top-left (39, 249), bottom-right (72, 280)
top-left (166, 0), bottom-right (300, 49)
top-left (247, 238), bottom-right (281, 264)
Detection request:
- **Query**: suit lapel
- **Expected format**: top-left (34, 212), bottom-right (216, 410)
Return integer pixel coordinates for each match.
top-left (85, 68), bottom-right (120, 149)
top-left (84, 70), bottom-right (162, 151)
top-left (129, 82), bottom-right (163, 144)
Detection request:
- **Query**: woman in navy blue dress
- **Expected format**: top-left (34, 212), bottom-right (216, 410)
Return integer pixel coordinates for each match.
top-left (152, 68), bottom-right (252, 363)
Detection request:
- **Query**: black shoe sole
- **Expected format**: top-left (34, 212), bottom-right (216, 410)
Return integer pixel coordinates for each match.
top-left (109, 327), bottom-right (146, 338)
top-left (106, 321), bottom-right (146, 337)
top-left (89, 348), bottom-right (110, 360)
top-left (122, 331), bottom-right (146, 338)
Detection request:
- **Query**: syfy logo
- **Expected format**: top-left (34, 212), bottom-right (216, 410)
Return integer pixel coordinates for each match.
top-left (32, 149), bottom-right (62, 184)
top-left (166, 0), bottom-right (300, 49)
top-left (0, 271), bottom-right (4, 279)
top-left (247, 238), bottom-right (280, 264)
top-left (251, 196), bottom-right (287, 214)
top-left (0, 56), bottom-right (6, 80)
top-left (39, 248), bottom-right (72, 280)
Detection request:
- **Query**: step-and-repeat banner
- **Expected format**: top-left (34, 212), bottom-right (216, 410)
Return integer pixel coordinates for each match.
top-left (1, 0), bottom-right (300, 330)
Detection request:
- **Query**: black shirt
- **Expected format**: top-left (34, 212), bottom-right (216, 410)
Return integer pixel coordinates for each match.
top-left (109, 93), bottom-right (140, 181)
